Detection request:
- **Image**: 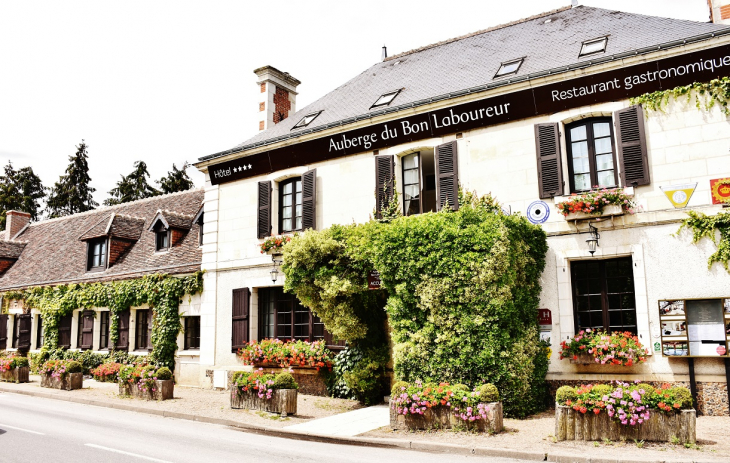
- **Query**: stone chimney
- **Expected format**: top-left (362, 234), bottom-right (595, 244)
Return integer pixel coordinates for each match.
top-left (254, 66), bottom-right (301, 131)
top-left (708, 0), bottom-right (730, 24)
top-left (4, 210), bottom-right (31, 241)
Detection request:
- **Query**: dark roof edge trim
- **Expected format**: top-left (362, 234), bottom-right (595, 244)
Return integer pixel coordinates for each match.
top-left (198, 28), bottom-right (730, 164)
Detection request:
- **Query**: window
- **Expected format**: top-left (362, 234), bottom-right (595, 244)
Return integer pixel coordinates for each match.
top-left (184, 316), bottom-right (201, 350)
top-left (99, 311), bottom-right (110, 350)
top-left (259, 287), bottom-right (325, 342)
top-left (195, 211), bottom-right (204, 246)
top-left (155, 223), bottom-right (170, 252)
top-left (87, 238), bottom-right (107, 271)
top-left (292, 111), bottom-right (322, 129)
top-left (279, 177), bottom-right (302, 233)
top-left (58, 314), bottom-right (72, 349)
top-left (36, 315), bottom-right (43, 348)
top-left (579, 37), bottom-right (608, 57)
top-left (135, 309), bottom-right (153, 351)
top-left (371, 89), bottom-right (402, 109)
top-left (77, 311), bottom-right (94, 350)
top-left (566, 118), bottom-right (617, 192)
top-left (494, 58), bottom-right (523, 78)
top-left (571, 257), bottom-right (637, 334)
top-left (402, 152), bottom-right (436, 216)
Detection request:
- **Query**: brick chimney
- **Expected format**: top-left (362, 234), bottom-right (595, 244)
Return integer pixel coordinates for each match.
top-left (4, 210), bottom-right (31, 241)
top-left (254, 66), bottom-right (301, 131)
top-left (708, 0), bottom-right (730, 24)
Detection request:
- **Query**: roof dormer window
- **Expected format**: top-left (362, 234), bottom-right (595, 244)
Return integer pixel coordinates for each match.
top-left (87, 238), bottom-right (107, 271)
top-left (579, 37), bottom-right (608, 57)
top-left (494, 58), bottom-right (524, 78)
top-left (154, 223), bottom-right (170, 252)
top-left (292, 111), bottom-right (322, 129)
top-left (371, 89), bottom-right (401, 109)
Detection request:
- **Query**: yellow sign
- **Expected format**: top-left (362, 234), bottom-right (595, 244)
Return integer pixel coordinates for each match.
top-left (660, 183), bottom-right (697, 208)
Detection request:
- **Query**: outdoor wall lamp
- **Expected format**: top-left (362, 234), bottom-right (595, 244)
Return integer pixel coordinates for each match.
top-left (270, 253), bottom-right (283, 283)
top-left (586, 223), bottom-right (600, 256)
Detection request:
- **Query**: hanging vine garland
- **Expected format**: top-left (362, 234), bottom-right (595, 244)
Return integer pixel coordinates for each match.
top-left (2, 272), bottom-right (204, 370)
top-left (677, 211), bottom-right (730, 273)
top-left (630, 76), bottom-right (730, 114)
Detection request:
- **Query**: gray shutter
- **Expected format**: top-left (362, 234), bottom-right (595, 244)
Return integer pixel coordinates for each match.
top-left (534, 123), bottom-right (564, 198)
top-left (18, 314), bottom-right (31, 351)
top-left (257, 181), bottom-right (272, 239)
top-left (301, 168), bottom-right (317, 230)
top-left (615, 105), bottom-right (650, 187)
top-left (0, 314), bottom-right (8, 348)
top-left (374, 155), bottom-right (394, 218)
top-left (232, 288), bottom-right (250, 352)
top-left (435, 141), bottom-right (459, 211)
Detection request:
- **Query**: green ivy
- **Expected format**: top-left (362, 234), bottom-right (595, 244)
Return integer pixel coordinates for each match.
top-left (677, 210), bottom-right (730, 272)
top-left (3, 272), bottom-right (203, 370)
top-left (630, 77), bottom-right (730, 115)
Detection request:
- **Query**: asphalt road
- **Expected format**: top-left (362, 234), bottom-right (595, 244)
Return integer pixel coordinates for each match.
top-left (0, 392), bottom-right (531, 463)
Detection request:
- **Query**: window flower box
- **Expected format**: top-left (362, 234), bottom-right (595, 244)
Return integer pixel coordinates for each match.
top-left (564, 204), bottom-right (624, 221)
top-left (230, 370), bottom-right (298, 416)
top-left (41, 372), bottom-right (83, 391)
top-left (560, 330), bottom-right (647, 367)
top-left (118, 380), bottom-right (174, 401)
top-left (556, 187), bottom-right (636, 222)
top-left (0, 366), bottom-right (30, 383)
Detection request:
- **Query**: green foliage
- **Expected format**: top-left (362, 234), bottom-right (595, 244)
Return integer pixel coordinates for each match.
top-left (635, 383), bottom-right (655, 396)
top-left (669, 387), bottom-right (693, 409)
top-left (0, 161), bottom-right (45, 230)
top-left (46, 140), bottom-right (98, 218)
top-left (391, 380), bottom-right (409, 397)
top-left (591, 384), bottom-right (613, 397)
top-left (5, 272), bottom-right (204, 370)
top-left (630, 77), bottom-right (730, 115)
top-left (66, 361), bottom-right (83, 373)
top-left (556, 386), bottom-right (577, 404)
top-left (105, 160), bottom-right (161, 206)
top-left (156, 162), bottom-right (195, 194)
top-left (677, 210), bottom-right (730, 273)
top-left (155, 367), bottom-right (173, 380)
top-left (341, 346), bottom-right (389, 405)
top-left (477, 383), bottom-right (500, 402)
top-left (272, 372), bottom-right (298, 390)
top-left (29, 348), bottom-right (148, 375)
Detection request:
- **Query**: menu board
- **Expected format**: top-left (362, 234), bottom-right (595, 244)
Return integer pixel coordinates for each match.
top-left (658, 298), bottom-right (730, 358)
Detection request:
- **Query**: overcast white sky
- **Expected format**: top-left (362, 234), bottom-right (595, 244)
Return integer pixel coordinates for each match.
top-left (0, 0), bottom-right (713, 206)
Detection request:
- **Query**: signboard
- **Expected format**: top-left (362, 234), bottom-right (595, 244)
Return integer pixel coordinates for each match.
top-left (538, 308), bottom-right (552, 326)
top-left (658, 298), bottom-right (730, 357)
top-left (660, 183), bottom-right (696, 208)
top-left (368, 270), bottom-right (381, 290)
top-left (207, 44), bottom-right (730, 185)
top-left (710, 178), bottom-right (730, 205)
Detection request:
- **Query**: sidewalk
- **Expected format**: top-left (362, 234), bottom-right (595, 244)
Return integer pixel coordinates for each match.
top-left (2, 376), bottom-right (729, 463)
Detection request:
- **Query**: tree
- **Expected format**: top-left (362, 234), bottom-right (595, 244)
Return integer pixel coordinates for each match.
top-left (0, 161), bottom-right (46, 230)
top-left (157, 162), bottom-right (195, 194)
top-left (46, 140), bottom-right (98, 218)
top-left (104, 161), bottom-right (160, 206)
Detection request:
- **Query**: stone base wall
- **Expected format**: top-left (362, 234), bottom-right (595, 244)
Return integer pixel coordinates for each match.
top-left (0, 366), bottom-right (29, 383)
top-left (548, 380), bottom-right (729, 416)
top-left (555, 404), bottom-right (696, 444)
top-left (230, 388), bottom-right (297, 416)
top-left (40, 372), bottom-right (83, 391)
top-left (118, 380), bottom-right (174, 400)
top-left (389, 400), bottom-right (503, 433)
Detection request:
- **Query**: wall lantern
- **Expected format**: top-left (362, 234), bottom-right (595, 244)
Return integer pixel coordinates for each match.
top-left (270, 253), bottom-right (283, 283)
top-left (586, 223), bottom-right (600, 256)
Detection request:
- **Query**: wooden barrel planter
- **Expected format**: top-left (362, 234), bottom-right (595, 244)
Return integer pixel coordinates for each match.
top-left (0, 366), bottom-right (30, 383)
top-left (118, 380), bottom-right (174, 400)
top-left (389, 400), bottom-right (504, 433)
top-left (41, 373), bottom-right (83, 391)
top-left (555, 404), bottom-right (696, 444)
top-left (230, 388), bottom-right (298, 416)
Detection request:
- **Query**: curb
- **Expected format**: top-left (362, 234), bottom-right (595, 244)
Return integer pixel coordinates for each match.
top-left (0, 385), bottom-right (721, 463)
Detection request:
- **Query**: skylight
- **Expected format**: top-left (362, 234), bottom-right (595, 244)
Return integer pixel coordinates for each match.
top-left (292, 111), bottom-right (322, 129)
top-left (371, 89), bottom-right (401, 109)
top-left (494, 58), bottom-right (524, 78)
top-left (579, 37), bottom-right (608, 57)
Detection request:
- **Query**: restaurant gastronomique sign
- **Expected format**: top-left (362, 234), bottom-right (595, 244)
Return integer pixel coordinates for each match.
top-left (208, 44), bottom-right (730, 185)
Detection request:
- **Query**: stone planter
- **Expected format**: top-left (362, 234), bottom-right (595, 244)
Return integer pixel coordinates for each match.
top-left (244, 364), bottom-right (328, 396)
top-left (564, 204), bottom-right (624, 221)
top-left (40, 372), bottom-right (83, 391)
top-left (0, 366), bottom-right (30, 383)
top-left (555, 404), bottom-right (696, 444)
top-left (118, 380), bottom-right (174, 400)
top-left (569, 353), bottom-right (604, 365)
top-left (389, 400), bottom-right (503, 433)
top-left (230, 388), bottom-right (297, 416)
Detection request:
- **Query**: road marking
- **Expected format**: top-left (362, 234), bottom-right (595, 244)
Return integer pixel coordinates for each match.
top-left (84, 444), bottom-right (172, 463)
top-left (0, 423), bottom-right (45, 435)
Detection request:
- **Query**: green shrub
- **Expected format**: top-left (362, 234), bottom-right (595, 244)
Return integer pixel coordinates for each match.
top-left (556, 386), bottom-right (577, 404)
top-left (273, 372), bottom-right (298, 390)
top-left (636, 383), bottom-right (655, 395)
top-left (591, 384), bottom-right (613, 397)
top-left (12, 357), bottom-right (30, 368)
top-left (477, 383), bottom-right (500, 402)
top-left (670, 387), bottom-right (693, 408)
top-left (155, 367), bottom-right (173, 380)
top-left (66, 361), bottom-right (83, 374)
top-left (391, 380), bottom-right (409, 396)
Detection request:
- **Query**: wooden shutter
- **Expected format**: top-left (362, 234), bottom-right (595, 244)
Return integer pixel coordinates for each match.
top-left (79, 311), bottom-right (93, 350)
top-left (301, 168), bottom-right (317, 230)
top-left (534, 123), bottom-right (564, 198)
top-left (147, 310), bottom-right (154, 350)
top-left (58, 314), bottom-right (72, 349)
top-left (116, 309), bottom-right (130, 350)
top-left (615, 105), bottom-right (650, 187)
top-left (17, 314), bottom-right (31, 351)
top-left (257, 181), bottom-right (272, 239)
top-left (435, 141), bottom-right (459, 211)
top-left (232, 288), bottom-right (250, 352)
top-left (36, 315), bottom-right (43, 348)
top-left (0, 314), bottom-right (7, 348)
top-left (374, 155), bottom-right (394, 218)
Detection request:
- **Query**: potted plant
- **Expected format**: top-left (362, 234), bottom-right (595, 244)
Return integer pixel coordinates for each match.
top-left (259, 234), bottom-right (296, 255)
top-left (40, 360), bottom-right (83, 390)
top-left (118, 364), bottom-right (174, 400)
top-left (556, 187), bottom-right (637, 220)
top-left (230, 369), bottom-right (298, 416)
top-left (559, 330), bottom-right (647, 366)
top-left (555, 382), bottom-right (695, 443)
top-left (0, 355), bottom-right (30, 383)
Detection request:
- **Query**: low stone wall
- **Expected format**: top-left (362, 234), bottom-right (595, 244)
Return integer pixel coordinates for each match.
top-left (555, 404), bottom-right (696, 444)
top-left (389, 400), bottom-right (503, 433)
top-left (118, 380), bottom-right (174, 400)
top-left (0, 366), bottom-right (29, 383)
top-left (230, 388), bottom-right (297, 416)
top-left (40, 372), bottom-right (83, 391)
top-left (229, 365), bottom-right (328, 396)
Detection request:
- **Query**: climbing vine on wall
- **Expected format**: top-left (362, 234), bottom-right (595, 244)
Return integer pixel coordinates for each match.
top-left (677, 211), bottom-right (730, 273)
top-left (2, 272), bottom-right (204, 370)
top-left (630, 76), bottom-right (730, 115)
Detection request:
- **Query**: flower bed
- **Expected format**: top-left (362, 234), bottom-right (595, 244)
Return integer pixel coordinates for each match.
top-left (118, 364), bottom-right (174, 400)
top-left (389, 381), bottom-right (503, 433)
top-left (238, 339), bottom-right (334, 371)
top-left (91, 362), bottom-right (123, 382)
top-left (0, 356), bottom-right (30, 383)
top-left (560, 330), bottom-right (647, 366)
top-left (230, 369), bottom-right (298, 416)
top-left (556, 187), bottom-right (637, 220)
top-left (555, 382), bottom-right (695, 443)
top-left (39, 360), bottom-right (83, 391)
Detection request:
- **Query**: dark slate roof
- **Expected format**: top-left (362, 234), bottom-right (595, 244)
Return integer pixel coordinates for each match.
top-left (201, 6), bottom-right (730, 161)
top-left (78, 213), bottom-right (146, 241)
top-left (0, 241), bottom-right (26, 260)
top-left (148, 210), bottom-right (194, 232)
top-left (0, 189), bottom-right (203, 290)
